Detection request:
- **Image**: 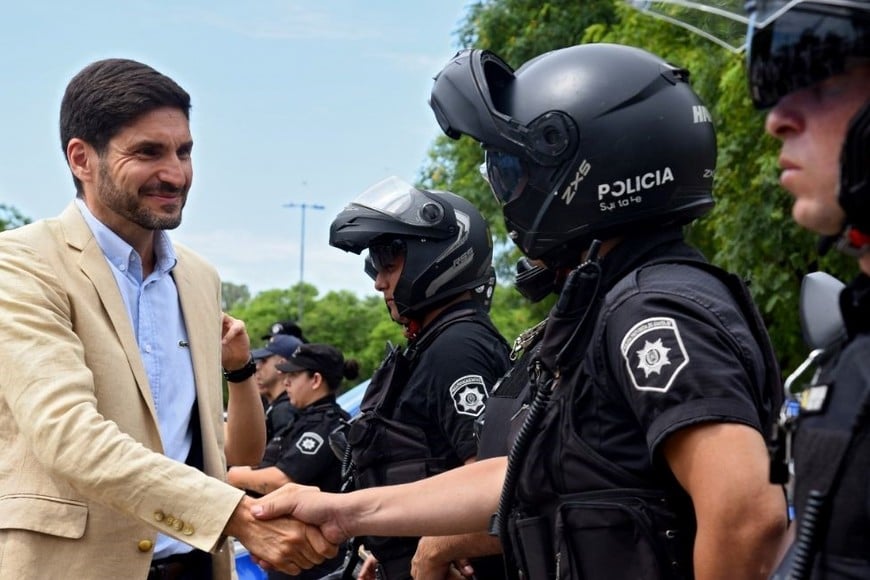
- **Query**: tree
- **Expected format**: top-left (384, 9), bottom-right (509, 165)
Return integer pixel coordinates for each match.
top-left (221, 282), bottom-right (251, 312)
top-left (0, 204), bottom-right (30, 232)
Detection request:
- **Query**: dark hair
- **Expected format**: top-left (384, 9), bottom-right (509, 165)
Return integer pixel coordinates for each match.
top-left (323, 358), bottom-right (360, 392)
top-left (277, 343), bottom-right (362, 392)
top-left (59, 58), bottom-right (191, 194)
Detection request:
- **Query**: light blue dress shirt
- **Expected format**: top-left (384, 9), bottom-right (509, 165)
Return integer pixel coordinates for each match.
top-left (76, 199), bottom-right (196, 558)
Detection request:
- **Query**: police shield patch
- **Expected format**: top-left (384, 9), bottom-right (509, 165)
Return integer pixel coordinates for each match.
top-left (295, 432), bottom-right (324, 455)
top-left (449, 374), bottom-right (487, 417)
top-left (620, 317), bottom-right (689, 392)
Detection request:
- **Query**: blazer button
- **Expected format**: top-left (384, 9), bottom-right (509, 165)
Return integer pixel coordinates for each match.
top-left (182, 524), bottom-right (195, 536)
top-left (138, 539), bottom-right (154, 552)
top-left (165, 516), bottom-right (176, 527)
top-left (153, 510), bottom-right (165, 522)
top-left (172, 519), bottom-right (184, 531)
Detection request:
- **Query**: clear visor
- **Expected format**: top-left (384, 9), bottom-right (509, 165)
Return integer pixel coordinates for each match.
top-left (625, 0), bottom-right (868, 49)
top-left (624, 0), bottom-right (869, 108)
top-left (624, 0), bottom-right (750, 52)
top-left (351, 176), bottom-right (445, 227)
top-left (485, 150), bottom-right (529, 206)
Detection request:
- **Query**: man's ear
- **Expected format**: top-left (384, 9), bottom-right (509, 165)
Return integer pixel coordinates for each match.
top-left (67, 138), bottom-right (97, 184)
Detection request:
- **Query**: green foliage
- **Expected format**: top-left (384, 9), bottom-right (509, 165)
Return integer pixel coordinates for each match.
top-left (0, 204), bottom-right (31, 232)
top-left (221, 282), bottom-right (251, 312)
top-left (228, 283), bottom-right (403, 393)
top-left (489, 283), bottom-right (554, 344)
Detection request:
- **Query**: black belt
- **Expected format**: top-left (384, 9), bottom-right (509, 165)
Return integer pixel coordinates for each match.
top-left (148, 550), bottom-right (211, 580)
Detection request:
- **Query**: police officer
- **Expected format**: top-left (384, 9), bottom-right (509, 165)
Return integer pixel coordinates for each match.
top-left (249, 44), bottom-right (789, 580)
top-left (228, 343), bottom-right (357, 580)
top-left (252, 334), bottom-right (303, 440)
top-left (328, 176), bottom-right (511, 580)
top-left (738, 1), bottom-right (870, 577)
top-left (262, 319), bottom-right (308, 344)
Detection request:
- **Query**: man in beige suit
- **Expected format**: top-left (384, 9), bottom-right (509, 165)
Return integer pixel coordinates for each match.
top-left (0, 58), bottom-right (334, 579)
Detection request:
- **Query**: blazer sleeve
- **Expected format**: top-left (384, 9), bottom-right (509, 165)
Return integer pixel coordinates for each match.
top-left (0, 233), bottom-right (244, 552)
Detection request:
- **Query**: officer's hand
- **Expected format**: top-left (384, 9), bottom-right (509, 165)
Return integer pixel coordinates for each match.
top-left (411, 537), bottom-right (474, 579)
top-left (251, 482), bottom-right (349, 545)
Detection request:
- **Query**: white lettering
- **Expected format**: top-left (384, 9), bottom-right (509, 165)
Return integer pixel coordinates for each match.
top-left (692, 105), bottom-right (712, 124)
top-left (598, 167), bottom-right (674, 202)
top-left (561, 159), bottom-right (593, 206)
top-left (641, 172), bottom-right (655, 189)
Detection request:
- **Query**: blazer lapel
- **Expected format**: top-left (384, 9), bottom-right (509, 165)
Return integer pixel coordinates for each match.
top-left (173, 255), bottom-right (221, 472)
top-left (60, 203), bottom-right (157, 419)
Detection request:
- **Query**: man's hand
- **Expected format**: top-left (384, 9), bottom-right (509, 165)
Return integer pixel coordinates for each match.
top-left (221, 313), bottom-right (251, 370)
top-left (251, 482), bottom-right (350, 545)
top-left (226, 495), bottom-right (338, 574)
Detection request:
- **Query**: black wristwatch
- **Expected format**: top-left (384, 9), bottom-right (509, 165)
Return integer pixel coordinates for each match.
top-left (223, 356), bottom-right (256, 383)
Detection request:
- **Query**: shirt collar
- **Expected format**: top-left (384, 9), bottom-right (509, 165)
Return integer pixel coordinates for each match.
top-left (75, 198), bottom-right (178, 276)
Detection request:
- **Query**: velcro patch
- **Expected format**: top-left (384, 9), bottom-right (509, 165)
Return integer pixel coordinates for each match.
top-left (620, 317), bottom-right (689, 393)
top-left (295, 432), bottom-right (324, 455)
top-left (449, 374), bottom-right (488, 417)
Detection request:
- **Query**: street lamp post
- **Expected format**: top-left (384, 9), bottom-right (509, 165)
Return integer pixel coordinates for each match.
top-left (282, 201), bottom-right (325, 321)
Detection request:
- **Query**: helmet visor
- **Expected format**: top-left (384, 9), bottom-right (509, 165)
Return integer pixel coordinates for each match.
top-left (350, 176), bottom-right (448, 230)
top-left (747, 0), bottom-right (870, 108)
top-left (485, 149), bottom-right (529, 205)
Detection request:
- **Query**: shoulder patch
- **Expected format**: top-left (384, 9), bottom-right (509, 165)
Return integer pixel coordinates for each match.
top-left (620, 316), bottom-right (689, 393)
top-left (449, 374), bottom-right (488, 417)
top-left (295, 432), bottom-right (324, 455)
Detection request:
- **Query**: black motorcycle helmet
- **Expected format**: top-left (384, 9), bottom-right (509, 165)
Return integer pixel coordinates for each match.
top-left (430, 43), bottom-right (717, 267)
top-left (330, 176), bottom-right (495, 319)
top-left (746, 0), bottom-right (870, 247)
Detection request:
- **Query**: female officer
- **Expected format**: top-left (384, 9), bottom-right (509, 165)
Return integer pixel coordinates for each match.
top-left (228, 343), bottom-right (359, 580)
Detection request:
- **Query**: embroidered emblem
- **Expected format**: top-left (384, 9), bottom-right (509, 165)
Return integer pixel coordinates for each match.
top-left (449, 374), bottom-right (488, 417)
top-left (295, 432), bottom-right (324, 455)
top-left (620, 317), bottom-right (689, 392)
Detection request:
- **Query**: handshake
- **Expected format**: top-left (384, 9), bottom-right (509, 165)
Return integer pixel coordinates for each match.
top-left (230, 457), bottom-right (504, 574)
top-left (228, 484), bottom-right (349, 575)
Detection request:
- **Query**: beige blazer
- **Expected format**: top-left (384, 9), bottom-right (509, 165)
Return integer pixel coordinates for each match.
top-left (0, 203), bottom-right (245, 579)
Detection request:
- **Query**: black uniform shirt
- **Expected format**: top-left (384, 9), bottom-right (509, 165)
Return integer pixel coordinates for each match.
top-left (581, 232), bottom-right (772, 478)
top-left (394, 301), bottom-right (511, 464)
top-left (258, 395), bottom-right (348, 493)
top-left (265, 391), bottom-right (298, 440)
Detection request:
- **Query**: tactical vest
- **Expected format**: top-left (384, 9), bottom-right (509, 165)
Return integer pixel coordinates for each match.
top-left (773, 334), bottom-right (870, 579)
top-left (502, 256), bottom-right (782, 580)
top-left (260, 401), bottom-right (348, 493)
top-left (347, 307), bottom-right (505, 565)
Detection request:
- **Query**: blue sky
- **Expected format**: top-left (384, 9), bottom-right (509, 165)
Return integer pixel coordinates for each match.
top-left (0, 0), bottom-right (472, 298)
